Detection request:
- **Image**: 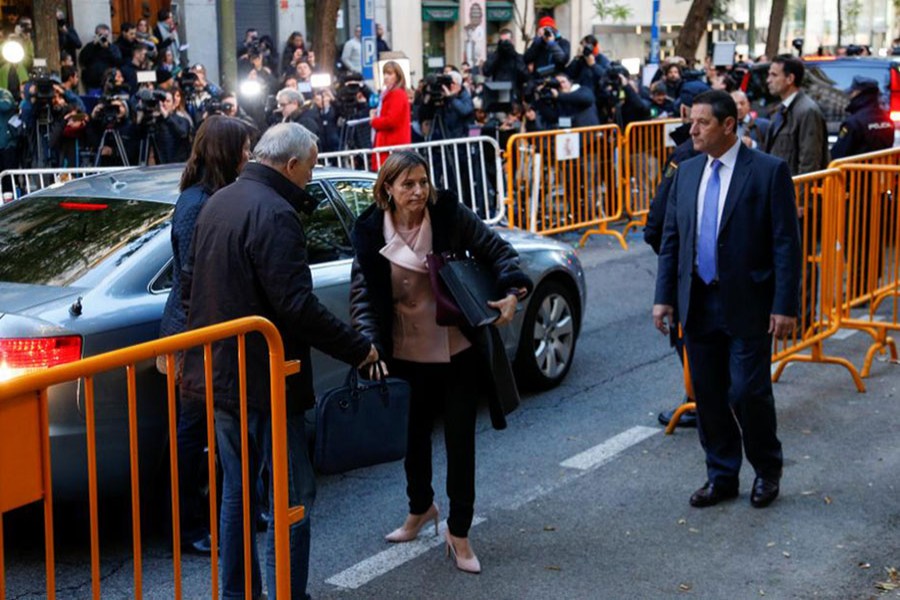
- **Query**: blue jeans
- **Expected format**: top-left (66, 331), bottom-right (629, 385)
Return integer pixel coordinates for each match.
top-left (215, 406), bottom-right (315, 600)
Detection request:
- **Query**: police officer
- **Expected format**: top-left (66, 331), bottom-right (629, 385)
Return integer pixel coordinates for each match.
top-left (831, 75), bottom-right (893, 160)
top-left (644, 79), bottom-right (710, 429)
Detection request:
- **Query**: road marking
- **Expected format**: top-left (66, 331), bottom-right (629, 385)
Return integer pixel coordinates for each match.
top-left (325, 517), bottom-right (486, 589)
top-left (325, 426), bottom-right (659, 590)
top-left (559, 425), bottom-right (659, 470)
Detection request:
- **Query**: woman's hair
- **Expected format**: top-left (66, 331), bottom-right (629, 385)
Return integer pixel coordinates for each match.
top-left (287, 31), bottom-right (304, 47)
top-left (373, 151), bottom-right (436, 211)
top-left (179, 115), bottom-right (249, 192)
top-left (382, 61), bottom-right (406, 90)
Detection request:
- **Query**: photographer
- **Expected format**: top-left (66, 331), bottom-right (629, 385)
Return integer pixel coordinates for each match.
top-left (180, 64), bottom-right (223, 121)
top-left (121, 45), bottom-right (150, 95)
top-left (483, 29), bottom-right (527, 99)
top-left (60, 66), bottom-right (86, 112)
top-left (48, 86), bottom-right (89, 167)
top-left (524, 16), bottom-right (570, 76)
top-left (152, 89), bottom-right (193, 163)
top-left (645, 81), bottom-right (675, 118)
top-left (0, 86), bottom-right (20, 177)
top-left (57, 10), bottom-right (82, 67)
top-left (565, 35), bottom-right (609, 90)
top-left (425, 70), bottom-right (473, 140)
top-left (115, 22), bottom-right (138, 64)
top-left (276, 87), bottom-right (321, 141)
top-left (312, 88), bottom-right (340, 152)
top-left (533, 72), bottom-right (599, 129)
top-left (80, 24), bottom-right (123, 95)
top-left (87, 68), bottom-right (133, 163)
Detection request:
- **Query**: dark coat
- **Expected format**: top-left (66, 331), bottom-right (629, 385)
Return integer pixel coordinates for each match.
top-left (79, 41), bottom-right (122, 90)
top-left (765, 91), bottom-right (829, 175)
top-left (349, 191), bottom-right (533, 429)
top-left (655, 143), bottom-right (802, 338)
top-left (160, 184), bottom-right (208, 339)
top-left (157, 112), bottom-right (193, 164)
top-left (555, 84), bottom-right (600, 127)
top-left (830, 90), bottom-right (894, 160)
top-left (644, 137), bottom-right (699, 255)
top-left (524, 36), bottom-right (570, 74)
top-left (483, 44), bottom-right (527, 89)
top-left (180, 162), bottom-right (372, 414)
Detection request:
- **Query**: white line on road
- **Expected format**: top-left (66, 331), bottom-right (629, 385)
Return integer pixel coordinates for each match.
top-left (559, 425), bottom-right (659, 470)
top-left (325, 517), bottom-right (486, 590)
top-left (325, 425), bottom-right (660, 590)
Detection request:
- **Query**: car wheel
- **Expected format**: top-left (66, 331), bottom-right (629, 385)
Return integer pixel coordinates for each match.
top-left (514, 280), bottom-right (579, 390)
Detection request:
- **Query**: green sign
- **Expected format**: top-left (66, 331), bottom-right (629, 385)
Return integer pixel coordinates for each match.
top-left (486, 1), bottom-right (514, 21)
top-left (422, 0), bottom-right (459, 22)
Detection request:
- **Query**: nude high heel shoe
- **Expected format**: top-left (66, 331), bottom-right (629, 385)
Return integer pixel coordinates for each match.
top-left (444, 530), bottom-right (481, 574)
top-left (384, 503), bottom-right (439, 543)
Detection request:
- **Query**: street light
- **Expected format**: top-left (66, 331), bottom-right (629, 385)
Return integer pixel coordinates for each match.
top-left (1, 39), bottom-right (24, 64)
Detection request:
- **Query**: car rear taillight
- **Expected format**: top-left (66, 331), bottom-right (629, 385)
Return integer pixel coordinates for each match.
top-left (0, 336), bottom-right (82, 382)
top-left (890, 68), bottom-right (900, 123)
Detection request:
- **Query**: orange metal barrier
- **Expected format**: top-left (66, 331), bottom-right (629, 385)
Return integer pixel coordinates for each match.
top-left (0, 316), bottom-right (302, 600)
top-left (621, 118), bottom-right (681, 237)
top-left (828, 146), bottom-right (900, 170)
top-left (832, 164), bottom-right (900, 377)
top-left (771, 169), bottom-right (865, 391)
top-left (504, 125), bottom-right (626, 248)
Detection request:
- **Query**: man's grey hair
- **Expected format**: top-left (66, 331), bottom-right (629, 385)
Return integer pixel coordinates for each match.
top-left (276, 88), bottom-right (303, 105)
top-left (95, 24), bottom-right (111, 34)
top-left (254, 123), bottom-right (318, 165)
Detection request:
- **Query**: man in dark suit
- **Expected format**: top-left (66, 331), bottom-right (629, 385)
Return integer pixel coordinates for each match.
top-left (653, 90), bottom-right (802, 509)
top-left (764, 55), bottom-right (828, 175)
top-left (732, 90), bottom-right (769, 149)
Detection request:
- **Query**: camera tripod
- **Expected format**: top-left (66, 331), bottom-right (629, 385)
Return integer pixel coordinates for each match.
top-left (94, 126), bottom-right (130, 167)
top-left (138, 122), bottom-right (162, 166)
top-left (424, 111), bottom-right (447, 142)
top-left (32, 105), bottom-right (53, 168)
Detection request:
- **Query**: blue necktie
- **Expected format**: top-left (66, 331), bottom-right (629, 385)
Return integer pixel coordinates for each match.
top-left (697, 159), bottom-right (722, 284)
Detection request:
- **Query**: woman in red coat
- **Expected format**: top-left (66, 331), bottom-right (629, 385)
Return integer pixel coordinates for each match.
top-left (371, 61), bottom-right (411, 169)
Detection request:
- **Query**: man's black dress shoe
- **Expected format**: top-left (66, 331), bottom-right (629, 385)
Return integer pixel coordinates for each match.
top-left (750, 477), bottom-right (780, 508)
top-left (182, 533), bottom-right (212, 555)
top-left (689, 482), bottom-right (738, 507)
top-left (657, 407), bottom-right (697, 428)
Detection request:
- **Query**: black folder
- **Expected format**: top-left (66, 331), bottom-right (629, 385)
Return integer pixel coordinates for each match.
top-left (439, 259), bottom-right (501, 327)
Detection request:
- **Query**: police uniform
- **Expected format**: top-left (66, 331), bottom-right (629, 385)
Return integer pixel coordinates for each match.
top-left (831, 75), bottom-right (894, 160)
top-left (644, 131), bottom-right (700, 254)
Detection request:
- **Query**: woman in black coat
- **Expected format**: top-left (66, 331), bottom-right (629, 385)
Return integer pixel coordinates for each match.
top-left (349, 151), bottom-right (532, 574)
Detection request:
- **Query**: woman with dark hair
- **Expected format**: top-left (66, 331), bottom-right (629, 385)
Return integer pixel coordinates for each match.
top-left (281, 31), bottom-right (306, 77)
top-left (370, 60), bottom-right (411, 169)
top-left (159, 115), bottom-right (252, 555)
top-left (350, 151), bottom-right (532, 574)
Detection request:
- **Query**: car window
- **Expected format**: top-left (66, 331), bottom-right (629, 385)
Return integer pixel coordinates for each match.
top-left (332, 179), bottom-right (376, 217)
top-left (806, 64), bottom-right (890, 127)
top-left (150, 260), bottom-right (174, 293)
top-left (302, 183), bottom-right (354, 264)
top-left (0, 196), bottom-right (173, 286)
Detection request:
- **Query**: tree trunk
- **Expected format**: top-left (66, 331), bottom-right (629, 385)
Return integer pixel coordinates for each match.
top-left (674, 0), bottom-right (714, 60)
top-left (313, 0), bottom-right (343, 74)
top-left (33, 0), bottom-right (60, 73)
top-left (765, 0), bottom-right (788, 58)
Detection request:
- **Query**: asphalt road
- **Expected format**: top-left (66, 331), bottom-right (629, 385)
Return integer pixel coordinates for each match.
top-left (4, 232), bottom-right (900, 599)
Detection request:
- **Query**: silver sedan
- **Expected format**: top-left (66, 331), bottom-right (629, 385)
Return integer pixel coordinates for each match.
top-left (0, 165), bottom-right (586, 501)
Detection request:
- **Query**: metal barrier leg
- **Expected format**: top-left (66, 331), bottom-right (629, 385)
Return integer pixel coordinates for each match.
top-left (772, 340), bottom-right (866, 392)
top-left (622, 214), bottom-right (647, 237)
top-left (860, 331), bottom-right (899, 378)
top-left (578, 224), bottom-right (628, 250)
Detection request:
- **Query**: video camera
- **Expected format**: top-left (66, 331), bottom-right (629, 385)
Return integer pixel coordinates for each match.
top-left (200, 97), bottom-right (234, 117)
top-left (333, 72), bottom-right (369, 119)
top-left (422, 73), bottom-right (454, 109)
top-left (31, 70), bottom-right (56, 105)
top-left (136, 88), bottom-right (168, 111)
top-left (178, 70), bottom-right (201, 99)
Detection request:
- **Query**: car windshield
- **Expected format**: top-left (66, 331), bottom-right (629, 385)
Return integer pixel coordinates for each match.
top-left (0, 196), bottom-right (173, 286)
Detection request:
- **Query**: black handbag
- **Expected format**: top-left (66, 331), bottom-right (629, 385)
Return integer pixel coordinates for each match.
top-left (313, 366), bottom-right (410, 475)
top-left (439, 259), bottom-right (501, 327)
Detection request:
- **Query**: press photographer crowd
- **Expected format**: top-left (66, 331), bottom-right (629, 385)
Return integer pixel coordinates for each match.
top-left (0, 10), bottom-right (896, 172)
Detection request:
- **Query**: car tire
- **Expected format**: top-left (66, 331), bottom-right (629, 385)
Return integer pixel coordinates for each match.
top-left (514, 280), bottom-right (579, 391)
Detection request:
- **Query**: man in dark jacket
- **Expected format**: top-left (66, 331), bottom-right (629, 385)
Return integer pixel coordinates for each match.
top-left (644, 79), bottom-right (708, 429)
top-left (57, 10), bottom-right (82, 67)
top-left (181, 123), bottom-right (378, 600)
top-left (155, 89), bottom-right (192, 163)
top-left (830, 75), bottom-right (894, 160)
top-left (483, 28), bottom-right (527, 99)
top-left (79, 24), bottom-right (123, 94)
top-left (536, 72), bottom-right (599, 129)
top-left (524, 16), bottom-right (570, 76)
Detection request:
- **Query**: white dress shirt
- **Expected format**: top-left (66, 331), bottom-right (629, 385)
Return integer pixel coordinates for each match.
top-left (696, 137), bottom-right (743, 258)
